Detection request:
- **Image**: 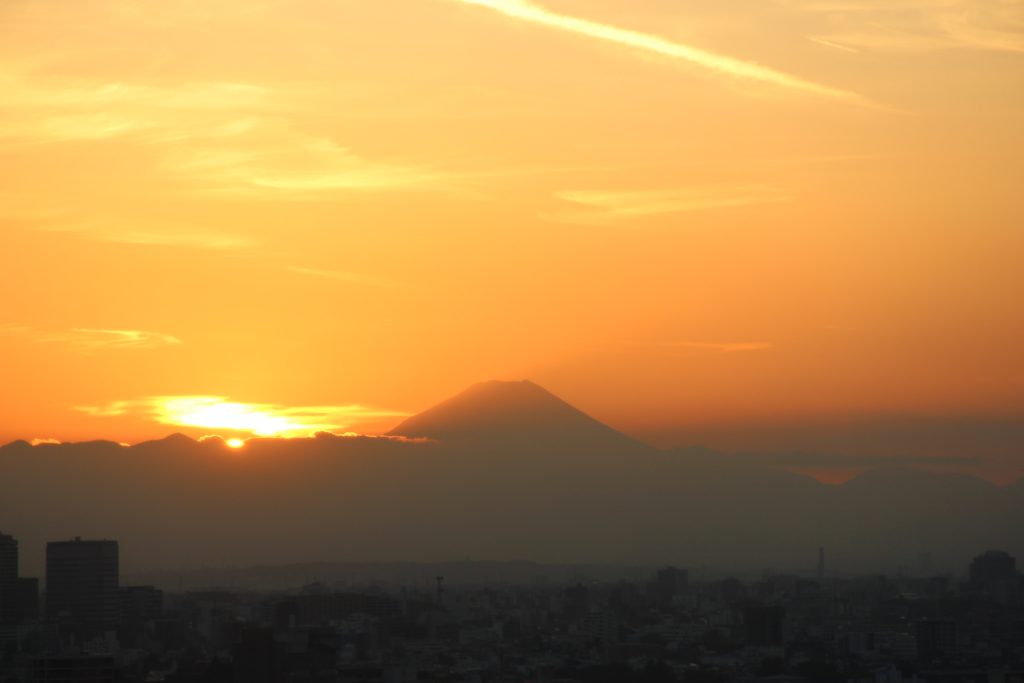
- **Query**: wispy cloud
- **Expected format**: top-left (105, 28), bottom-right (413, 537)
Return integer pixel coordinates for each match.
top-left (77, 396), bottom-right (407, 437)
top-left (792, 0), bottom-right (1024, 54)
top-left (938, 10), bottom-right (1024, 54)
top-left (0, 69), bottom-right (447, 197)
top-left (0, 207), bottom-right (259, 253)
top-left (456, 0), bottom-right (868, 103)
top-left (104, 229), bottom-right (257, 251)
top-left (170, 131), bottom-right (445, 197)
top-left (544, 185), bottom-right (790, 225)
top-left (673, 341), bottom-right (774, 353)
top-left (1, 326), bottom-right (183, 351)
top-left (0, 76), bottom-right (276, 145)
top-left (732, 451), bottom-right (981, 469)
top-left (805, 29), bottom-right (948, 54)
top-left (642, 341), bottom-right (775, 354)
top-left (286, 266), bottom-right (398, 288)
top-left (806, 36), bottom-right (861, 53)
top-left (64, 224), bottom-right (258, 252)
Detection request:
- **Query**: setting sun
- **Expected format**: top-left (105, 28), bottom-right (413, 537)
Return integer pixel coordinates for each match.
top-left (225, 438), bottom-right (246, 450)
top-left (1, 0), bottom-right (1022, 481)
top-left (154, 397), bottom-right (314, 437)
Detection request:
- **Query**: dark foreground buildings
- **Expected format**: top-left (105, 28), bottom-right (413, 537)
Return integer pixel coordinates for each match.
top-left (0, 533), bottom-right (39, 657)
top-left (45, 539), bottom-right (120, 644)
top-left (0, 538), bottom-right (1023, 682)
top-left (970, 550), bottom-right (1017, 585)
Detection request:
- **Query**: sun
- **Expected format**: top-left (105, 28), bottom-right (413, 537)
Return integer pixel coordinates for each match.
top-left (226, 438), bottom-right (246, 449)
top-left (153, 396), bottom-right (315, 436)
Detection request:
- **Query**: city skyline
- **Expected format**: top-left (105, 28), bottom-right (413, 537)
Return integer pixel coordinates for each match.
top-left (2, 525), bottom-right (1022, 682)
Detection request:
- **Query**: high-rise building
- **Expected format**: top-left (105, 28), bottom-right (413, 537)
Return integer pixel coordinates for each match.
top-left (0, 533), bottom-right (15, 585)
top-left (969, 549), bottom-right (1016, 585)
top-left (0, 532), bottom-right (18, 623)
top-left (46, 538), bottom-right (119, 639)
top-left (10, 577), bottom-right (39, 624)
top-left (651, 566), bottom-right (688, 604)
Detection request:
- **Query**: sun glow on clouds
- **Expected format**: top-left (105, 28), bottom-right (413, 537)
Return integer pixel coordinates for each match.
top-left (77, 397), bottom-right (407, 438)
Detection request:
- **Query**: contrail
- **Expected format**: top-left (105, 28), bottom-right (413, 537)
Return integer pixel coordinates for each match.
top-left (457, 0), bottom-right (868, 104)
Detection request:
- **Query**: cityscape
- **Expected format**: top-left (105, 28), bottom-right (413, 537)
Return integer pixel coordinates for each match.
top-left (2, 0), bottom-right (1023, 681)
top-left (1, 532), bottom-right (1023, 682)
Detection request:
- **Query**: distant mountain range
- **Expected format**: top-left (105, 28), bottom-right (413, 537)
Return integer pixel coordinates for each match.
top-left (2, 380), bottom-right (1023, 580)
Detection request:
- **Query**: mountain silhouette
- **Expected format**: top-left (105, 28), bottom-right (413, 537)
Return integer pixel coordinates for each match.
top-left (388, 379), bottom-right (647, 451)
top-left (2, 380), bottom-right (1023, 579)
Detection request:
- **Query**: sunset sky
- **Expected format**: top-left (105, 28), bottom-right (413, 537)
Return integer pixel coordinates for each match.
top-left (2, 0), bottom-right (1022, 481)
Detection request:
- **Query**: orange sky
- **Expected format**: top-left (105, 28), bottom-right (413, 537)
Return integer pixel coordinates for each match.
top-left (1, 0), bottom-right (1022, 479)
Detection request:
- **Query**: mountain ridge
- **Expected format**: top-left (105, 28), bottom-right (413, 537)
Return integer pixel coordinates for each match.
top-left (3, 380), bottom-right (1022, 577)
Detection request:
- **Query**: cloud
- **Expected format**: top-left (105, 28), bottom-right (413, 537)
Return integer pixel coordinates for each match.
top-left (1, 326), bottom-right (183, 351)
top-left (731, 451), bottom-right (981, 469)
top-left (77, 396), bottom-right (408, 437)
top-left (102, 229), bottom-right (256, 251)
top-left (0, 75), bottom-right (276, 145)
top-left (68, 329), bottom-right (184, 350)
top-left (805, 30), bottom-right (950, 54)
top-left (790, 0), bottom-right (1024, 54)
top-left (670, 341), bottom-right (774, 353)
top-left (544, 185), bottom-right (790, 225)
top-left (0, 68), bottom-right (446, 197)
top-left (455, 0), bottom-right (869, 103)
top-left (286, 266), bottom-right (398, 288)
top-left (806, 36), bottom-right (862, 53)
top-left (638, 340), bottom-right (774, 354)
top-left (63, 224), bottom-right (259, 252)
top-left (170, 131), bottom-right (444, 197)
top-left (938, 10), bottom-right (1024, 54)
top-left (0, 206), bottom-right (260, 253)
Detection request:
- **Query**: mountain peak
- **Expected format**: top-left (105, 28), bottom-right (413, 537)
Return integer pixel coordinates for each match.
top-left (161, 432), bottom-right (197, 444)
top-left (128, 433), bottom-right (198, 450)
top-left (388, 380), bottom-right (647, 451)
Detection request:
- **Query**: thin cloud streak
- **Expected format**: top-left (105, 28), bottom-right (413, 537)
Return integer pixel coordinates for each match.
top-left (0, 69), bottom-right (448, 197)
top-left (1, 326), bottom-right (183, 351)
top-left (545, 185), bottom-right (791, 226)
top-left (0, 206), bottom-right (260, 253)
top-left (628, 340), bottom-right (774, 354)
top-left (806, 36), bottom-right (861, 53)
top-left (731, 450), bottom-right (981, 470)
top-left (69, 328), bottom-right (184, 350)
top-left (788, 0), bottom-right (1024, 54)
top-left (659, 341), bottom-right (774, 354)
top-left (456, 0), bottom-right (869, 103)
top-left (286, 266), bottom-right (398, 288)
top-left (93, 228), bottom-right (258, 251)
